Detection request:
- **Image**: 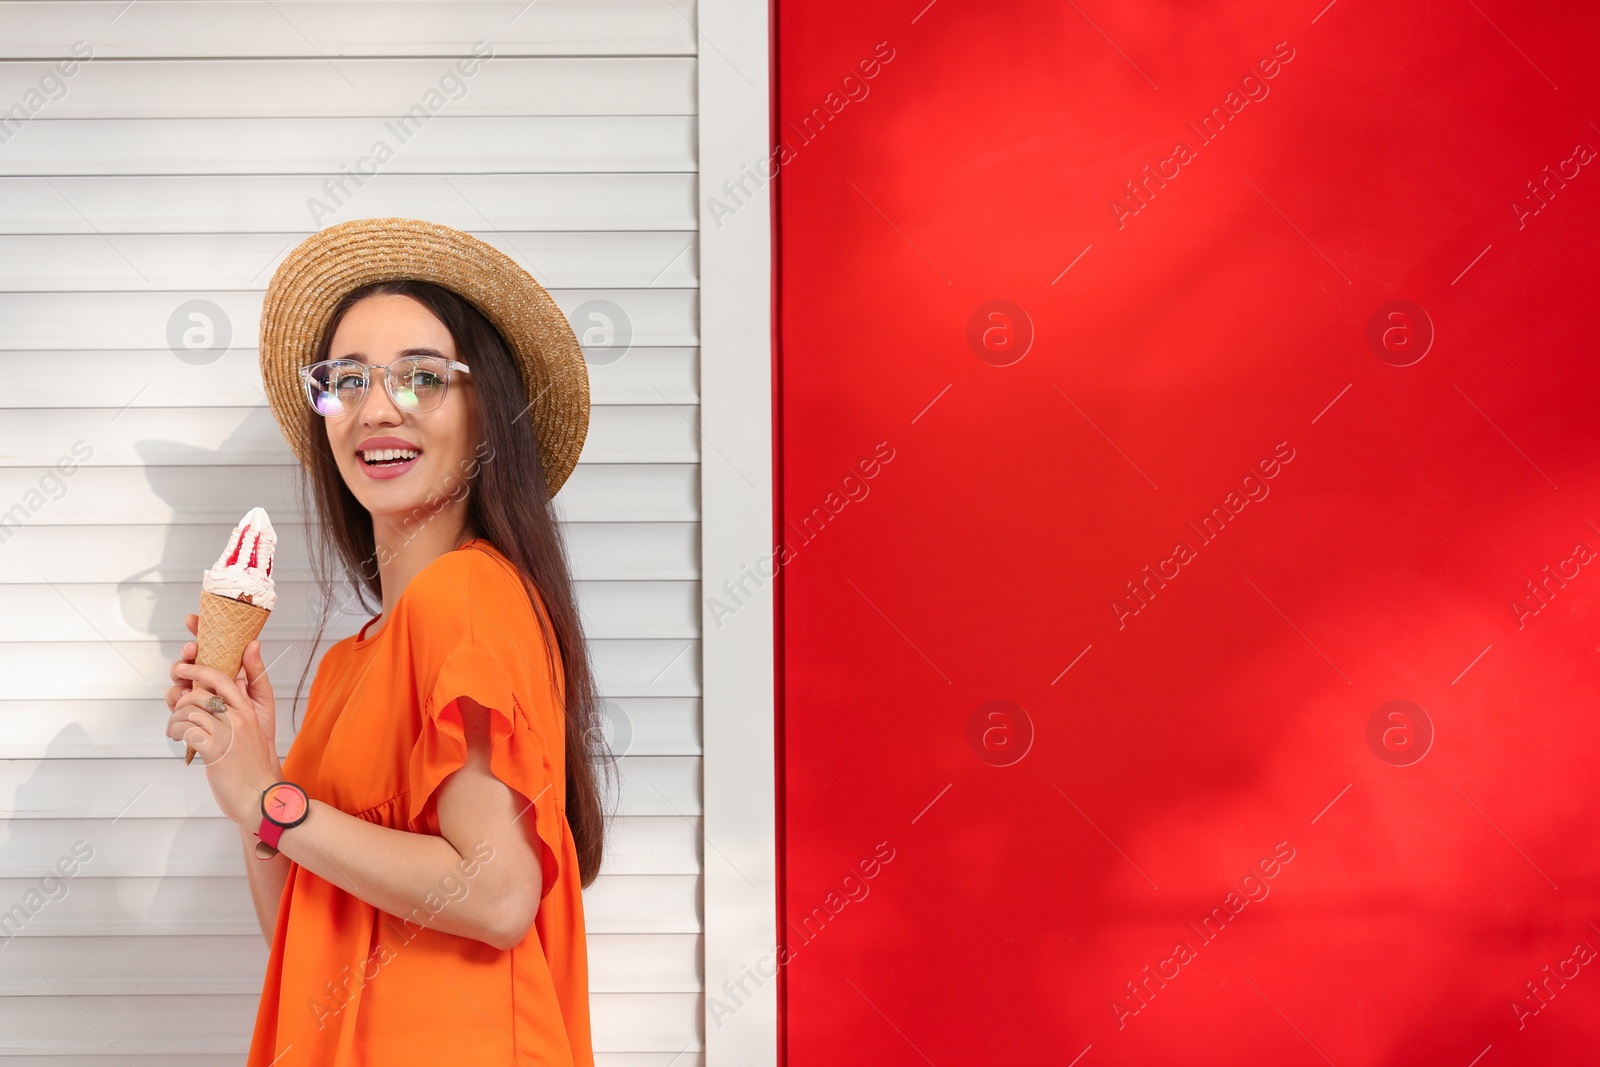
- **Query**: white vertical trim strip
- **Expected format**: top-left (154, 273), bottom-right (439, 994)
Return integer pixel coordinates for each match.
top-left (697, 0), bottom-right (776, 1061)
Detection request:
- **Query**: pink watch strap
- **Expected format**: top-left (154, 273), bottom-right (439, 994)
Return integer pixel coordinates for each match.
top-left (257, 816), bottom-right (285, 850)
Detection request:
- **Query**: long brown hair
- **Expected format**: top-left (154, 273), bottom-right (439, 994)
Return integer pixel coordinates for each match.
top-left (285, 278), bottom-right (611, 888)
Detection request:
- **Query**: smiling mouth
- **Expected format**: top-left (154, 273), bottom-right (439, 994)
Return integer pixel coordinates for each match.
top-left (360, 448), bottom-right (422, 467)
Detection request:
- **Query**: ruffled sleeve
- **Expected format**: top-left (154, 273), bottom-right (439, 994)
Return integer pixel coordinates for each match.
top-left (404, 575), bottom-right (565, 904)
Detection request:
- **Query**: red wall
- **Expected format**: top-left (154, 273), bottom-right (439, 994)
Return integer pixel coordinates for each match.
top-left (774, 2), bottom-right (1600, 1064)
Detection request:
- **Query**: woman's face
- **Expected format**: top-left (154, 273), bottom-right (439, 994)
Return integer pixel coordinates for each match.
top-left (321, 293), bottom-right (481, 536)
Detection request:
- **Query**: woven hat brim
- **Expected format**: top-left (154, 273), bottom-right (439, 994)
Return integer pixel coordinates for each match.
top-left (259, 217), bottom-right (590, 497)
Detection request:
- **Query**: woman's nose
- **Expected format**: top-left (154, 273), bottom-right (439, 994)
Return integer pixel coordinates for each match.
top-left (357, 366), bottom-right (404, 421)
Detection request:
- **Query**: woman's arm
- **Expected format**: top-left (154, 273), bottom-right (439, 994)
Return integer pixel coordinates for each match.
top-left (268, 698), bottom-right (543, 950)
top-left (239, 821), bottom-right (291, 943)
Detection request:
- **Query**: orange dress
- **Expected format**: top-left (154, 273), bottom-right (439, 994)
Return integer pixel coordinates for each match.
top-left (246, 537), bottom-right (594, 1066)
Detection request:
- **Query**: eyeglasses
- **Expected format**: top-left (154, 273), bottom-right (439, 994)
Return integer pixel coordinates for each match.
top-left (299, 356), bottom-right (471, 417)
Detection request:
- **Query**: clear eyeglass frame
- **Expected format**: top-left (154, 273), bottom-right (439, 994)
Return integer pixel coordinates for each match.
top-left (299, 356), bottom-right (472, 417)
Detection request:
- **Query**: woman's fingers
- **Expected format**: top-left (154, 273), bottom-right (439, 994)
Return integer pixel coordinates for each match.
top-left (166, 616), bottom-right (203, 719)
top-left (169, 627), bottom-right (198, 688)
top-left (167, 704), bottom-right (210, 746)
top-left (177, 661), bottom-right (248, 713)
top-left (241, 640), bottom-right (275, 699)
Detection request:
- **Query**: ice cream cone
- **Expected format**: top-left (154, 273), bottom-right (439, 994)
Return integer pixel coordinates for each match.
top-left (186, 590), bottom-right (271, 765)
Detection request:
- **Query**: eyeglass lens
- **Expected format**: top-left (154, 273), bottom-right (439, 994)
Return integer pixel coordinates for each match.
top-left (306, 357), bottom-right (451, 416)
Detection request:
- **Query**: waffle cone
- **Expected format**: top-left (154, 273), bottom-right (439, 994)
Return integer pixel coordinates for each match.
top-left (186, 590), bottom-right (271, 765)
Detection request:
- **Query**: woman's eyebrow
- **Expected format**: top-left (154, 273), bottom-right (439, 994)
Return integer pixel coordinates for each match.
top-left (332, 346), bottom-right (449, 363)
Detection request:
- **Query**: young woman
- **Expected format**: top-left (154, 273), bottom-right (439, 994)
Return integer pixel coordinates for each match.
top-left (163, 219), bottom-right (609, 1065)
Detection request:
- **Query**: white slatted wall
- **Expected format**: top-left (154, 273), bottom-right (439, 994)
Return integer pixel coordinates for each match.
top-left (0, 2), bottom-right (705, 1061)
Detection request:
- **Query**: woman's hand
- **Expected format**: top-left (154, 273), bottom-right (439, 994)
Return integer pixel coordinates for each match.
top-left (166, 614), bottom-right (283, 773)
top-left (165, 615), bottom-right (284, 825)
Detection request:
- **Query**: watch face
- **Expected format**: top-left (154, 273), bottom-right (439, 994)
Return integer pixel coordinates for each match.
top-left (263, 783), bottom-right (308, 825)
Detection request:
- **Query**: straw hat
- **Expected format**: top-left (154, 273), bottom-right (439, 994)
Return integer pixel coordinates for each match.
top-left (258, 217), bottom-right (590, 497)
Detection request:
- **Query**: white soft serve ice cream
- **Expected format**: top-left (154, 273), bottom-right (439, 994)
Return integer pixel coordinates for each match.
top-left (202, 507), bottom-right (278, 611)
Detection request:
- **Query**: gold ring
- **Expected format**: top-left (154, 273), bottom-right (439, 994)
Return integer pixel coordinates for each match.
top-left (205, 695), bottom-right (228, 715)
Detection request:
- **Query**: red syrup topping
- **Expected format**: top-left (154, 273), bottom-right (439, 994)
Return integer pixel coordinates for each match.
top-left (224, 524), bottom-right (249, 567)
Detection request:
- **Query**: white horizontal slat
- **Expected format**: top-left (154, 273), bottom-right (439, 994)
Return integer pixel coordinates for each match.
top-left (0, 993), bottom-right (261, 1055)
top-left (0, 936), bottom-right (266, 995)
top-left (0, 174), bottom-right (696, 232)
top-left (0, 875), bottom-right (261, 934)
top-left (580, 876), bottom-right (700, 933)
top-left (0, 522), bottom-right (700, 582)
top-left (0, 404), bottom-right (700, 467)
top-left (0, 990), bottom-right (700, 1053)
top-left (0, 463), bottom-right (700, 524)
top-left (0, 115), bottom-right (694, 174)
top-left (0, 816), bottom-right (698, 878)
top-left (0, 290), bottom-right (698, 350)
top-left (0, 932), bottom-right (698, 993)
top-left (1, 346), bottom-right (699, 408)
top-left (0, 873), bottom-right (699, 935)
top-left (0, 0), bottom-right (698, 58)
top-left (601, 813), bottom-right (701, 874)
top-left (0, 756), bottom-right (700, 818)
top-left (594, 992), bottom-right (704, 1052)
top-left (0, 695), bottom-right (702, 759)
top-left (0, 232), bottom-right (700, 291)
top-left (0, 57), bottom-right (695, 116)
top-left (0, 579), bottom-right (699, 641)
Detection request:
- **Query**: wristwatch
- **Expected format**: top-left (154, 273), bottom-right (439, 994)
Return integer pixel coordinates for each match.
top-left (254, 781), bottom-right (309, 860)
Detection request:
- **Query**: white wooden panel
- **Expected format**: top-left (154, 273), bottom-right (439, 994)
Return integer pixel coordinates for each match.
top-left (0, 116), bottom-right (694, 173)
top-left (0, 991), bottom-right (699, 1053)
top-left (0, 405), bottom-right (701, 467)
top-left (0, 579), bottom-right (699, 641)
top-left (0, 695), bottom-right (702, 759)
top-left (0, 57), bottom-right (695, 116)
top-left (0, 0), bottom-right (707, 1053)
top-left (0, 756), bottom-right (700, 818)
top-left (0, 463), bottom-right (700, 524)
top-left (0, 816), bottom-right (698, 877)
top-left (699, 0), bottom-right (774, 1059)
top-left (0, 174), bottom-right (696, 231)
top-left (0, 873), bottom-right (700, 935)
top-left (0, 1), bottom-right (698, 58)
top-left (0, 932), bottom-right (698, 993)
top-left (0, 522), bottom-right (700, 582)
top-left (0, 290), bottom-right (697, 350)
top-left (0, 232), bottom-right (699, 290)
